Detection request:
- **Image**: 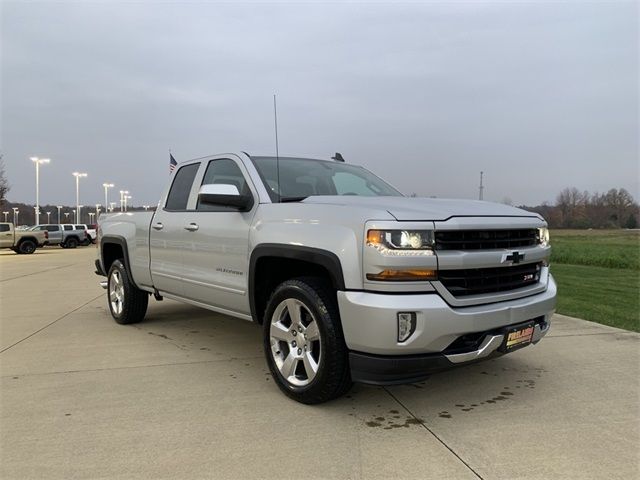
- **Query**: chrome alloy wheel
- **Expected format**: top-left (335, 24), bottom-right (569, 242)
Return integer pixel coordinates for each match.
top-left (269, 298), bottom-right (322, 387)
top-left (109, 269), bottom-right (125, 316)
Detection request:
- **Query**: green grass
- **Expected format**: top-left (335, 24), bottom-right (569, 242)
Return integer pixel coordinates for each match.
top-left (550, 229), bottom-right (639, 270)
top-left (550, 230), bottom-right (640, 332)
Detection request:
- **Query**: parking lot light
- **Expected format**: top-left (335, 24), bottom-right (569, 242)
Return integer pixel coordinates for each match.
top-left (102, 183), bottom-right (114, 212)
top-left (64, 212), bottom-right (70, 222)
top-left (73, 172), bottom-right (88, 223)
top-left (31, 157), bottom-right (50, 224)
top-left (46, 211), bottom-right (51, 223)
top-left (57, 206), bottom-right (62, 224)
top-left (2, 211), bottom-right (8, 222)
top-left (12, 207), bottom-right (19, 225)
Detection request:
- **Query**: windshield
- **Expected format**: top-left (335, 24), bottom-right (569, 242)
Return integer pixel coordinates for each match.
top-left (251, 157), bottom-right (403, 202)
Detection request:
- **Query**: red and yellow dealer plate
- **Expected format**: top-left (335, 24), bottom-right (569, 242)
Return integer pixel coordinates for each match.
top-left (500, 322), bottom-right (535, 353)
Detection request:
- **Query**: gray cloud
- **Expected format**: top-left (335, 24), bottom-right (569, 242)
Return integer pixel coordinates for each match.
top-left (2, 0), bottom-right (638, 207)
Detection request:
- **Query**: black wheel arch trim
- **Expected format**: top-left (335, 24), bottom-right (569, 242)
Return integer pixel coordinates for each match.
top-left (249, 244), bottom-right (346, 322)
top-left (100, 235), bottom-right (140, 289)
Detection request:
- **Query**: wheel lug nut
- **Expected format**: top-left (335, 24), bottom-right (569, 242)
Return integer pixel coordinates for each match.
top-left (298, 326), bottom-right (303, 332)
top-left (292, 330), bottom-right (297, 336)
top-left (292, 341), bottom-right (297, 347)
top-left (297, 348), bottom-right (302, 355)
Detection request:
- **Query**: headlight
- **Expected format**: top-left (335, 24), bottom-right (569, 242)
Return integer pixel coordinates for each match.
top-left (367, 230), bottom-right (434, 256)
top-left (537, 227), bottom-right (550, 247)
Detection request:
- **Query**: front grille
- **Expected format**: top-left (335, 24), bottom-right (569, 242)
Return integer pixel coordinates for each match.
top-left (434, 229), bottom-right (538, 250)
top-left (438, 262), bottom-right (542, 297)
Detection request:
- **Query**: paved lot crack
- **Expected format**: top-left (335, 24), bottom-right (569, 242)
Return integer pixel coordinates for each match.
top-left (0, 293), bottom-right (104, 354)
top-left (0, 262), bottom-right (81, 282)
top-left (384, 387), bottom-right (484, 480)
top-left (1, 356), bottom-right (265, 378)
top-left (546, 332), bottom-right (638, 338)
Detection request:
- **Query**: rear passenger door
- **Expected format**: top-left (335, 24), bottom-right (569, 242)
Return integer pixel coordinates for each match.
top-left (149, 161), bottom-right (201, 297)
top-left (45, 225), bottom-right (62, 244)
top-left (0, 224), bottom-right (13, 248)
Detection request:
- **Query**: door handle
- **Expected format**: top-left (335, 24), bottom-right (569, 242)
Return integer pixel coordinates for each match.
top-left (152, 222), bottom-right (164, 230)
top-left (184, 223), bottom-right (199, 232)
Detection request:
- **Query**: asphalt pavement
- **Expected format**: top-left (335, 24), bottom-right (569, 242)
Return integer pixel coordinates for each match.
top-left (1, 247), bottom-right (638, 479)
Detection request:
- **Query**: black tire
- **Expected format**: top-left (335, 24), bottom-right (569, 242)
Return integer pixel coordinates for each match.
top-left (263, 277), bottom-right (352, 404)
top-left (107, 259), bottom-right (148, 325)
top-left (65, 237), bottom-right (79, 249)
top-left (17, 240), bottom-right (37, 254)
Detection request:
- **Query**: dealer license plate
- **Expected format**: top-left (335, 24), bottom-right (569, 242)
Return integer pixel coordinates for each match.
top-left (499, 322), bottom-right (535, 353)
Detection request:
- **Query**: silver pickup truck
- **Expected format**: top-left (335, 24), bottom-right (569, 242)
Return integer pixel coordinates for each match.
top-left (96, 152), bottom-right (556, 404)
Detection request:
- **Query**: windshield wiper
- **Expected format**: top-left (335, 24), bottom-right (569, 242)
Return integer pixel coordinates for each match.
top-left (280, 196), bottom-right (308, 202)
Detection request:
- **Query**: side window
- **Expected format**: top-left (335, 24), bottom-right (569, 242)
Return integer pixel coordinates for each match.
top-left (64, 225), bottom-right (73, 231)
top-left (197, 159), bottom-right (249, 211)
top-left (0, 224), bottom-right (10, 232)
top-left (165, 163), bottom-right (200, 210)
top-left (74, 225), bottom-right (84, 230)
top-left (46, 225), bottom-right (60, 232)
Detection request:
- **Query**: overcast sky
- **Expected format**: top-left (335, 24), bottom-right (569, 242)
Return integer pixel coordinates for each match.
top-left (1, 0), bottom-right (638, 208)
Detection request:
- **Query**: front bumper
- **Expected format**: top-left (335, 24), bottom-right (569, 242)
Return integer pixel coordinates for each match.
top-left (349, 319), bottom-right (550, 385)
top-left (337, 274), bottom-right (556, 382)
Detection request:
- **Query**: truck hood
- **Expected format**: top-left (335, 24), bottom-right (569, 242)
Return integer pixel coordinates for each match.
top-left (301, 196), bottom-right (540, 221)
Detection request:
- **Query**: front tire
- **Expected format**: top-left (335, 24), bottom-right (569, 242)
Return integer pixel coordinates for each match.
top-left (107, 259), bottom-right (148, 324)
top-left (263, 277), bottom-right (352, 404)
top-left (17, 240), bottom-right (36, 254)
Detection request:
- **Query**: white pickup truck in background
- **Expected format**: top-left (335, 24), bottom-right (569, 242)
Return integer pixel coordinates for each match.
top-left (96, 152), bottom-right (556, 404)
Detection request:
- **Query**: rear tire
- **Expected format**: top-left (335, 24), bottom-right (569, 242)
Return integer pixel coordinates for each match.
top-left (263, 277), bottom-right (352, 404)
top-left (17, 240), bottom-right (37, 254)
top-left (65, 237), bottom-right (78, 249)
top-left (107, 259), bottom-right (148, 324)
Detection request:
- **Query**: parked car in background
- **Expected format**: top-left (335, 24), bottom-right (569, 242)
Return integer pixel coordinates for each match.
top-left (0, 222), bottom-right (48, 254)
top-left (30, 224), bottom-right (87, 248)
top-left (75, 224), bottom-right (96, 244)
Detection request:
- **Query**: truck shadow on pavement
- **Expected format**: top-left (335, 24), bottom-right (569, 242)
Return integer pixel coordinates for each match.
top-left (127, 299), bottom-right (548, 426)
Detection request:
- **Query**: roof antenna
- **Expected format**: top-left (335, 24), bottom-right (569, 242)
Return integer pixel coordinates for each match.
top-left (331, 152), bottom-right (345, 162)
top-left (273, 94), bottom-right (281, 203)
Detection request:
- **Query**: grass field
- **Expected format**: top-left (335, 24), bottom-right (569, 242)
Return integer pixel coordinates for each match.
top-left (550, 229), bottom-right (640, 332)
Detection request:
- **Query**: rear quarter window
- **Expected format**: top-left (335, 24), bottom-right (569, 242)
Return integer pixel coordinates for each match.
top-left (165, 163), bottom-right (200, 210)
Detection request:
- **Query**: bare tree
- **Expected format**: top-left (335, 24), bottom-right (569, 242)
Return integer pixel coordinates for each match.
top-left (0, 154), bottom-right (9, 208)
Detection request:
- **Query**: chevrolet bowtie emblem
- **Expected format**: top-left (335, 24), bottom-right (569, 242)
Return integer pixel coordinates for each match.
top-left (503, 251), bottom-right (525, 264)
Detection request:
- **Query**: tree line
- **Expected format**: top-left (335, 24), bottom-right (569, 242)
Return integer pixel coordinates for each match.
top-left (523, 187), bottom-right (639, 229)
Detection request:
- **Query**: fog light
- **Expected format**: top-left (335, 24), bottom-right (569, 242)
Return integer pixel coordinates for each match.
top-left (397, 312), bottom-right (417, 342)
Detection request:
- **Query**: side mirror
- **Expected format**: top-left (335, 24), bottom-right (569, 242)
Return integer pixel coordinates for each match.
top-left (198, 184), bottom-right (253, 211)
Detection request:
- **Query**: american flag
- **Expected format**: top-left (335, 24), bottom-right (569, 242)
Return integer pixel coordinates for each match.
top-left (169, 153), bottom-right (177, 173)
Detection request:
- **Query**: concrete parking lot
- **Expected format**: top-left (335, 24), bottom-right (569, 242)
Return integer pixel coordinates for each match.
top-left (1, 247), bottom-right (638, 479)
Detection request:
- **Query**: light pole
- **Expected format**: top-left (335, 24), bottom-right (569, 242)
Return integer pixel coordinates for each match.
top-left (57, 206), bottom-right (62, 223)
top-left (12, 207), bottom-right (19, 225)
top-left (46, 211), bottom-right (51, 223)
top-left (125, 195), bottom-right (132, 212)
top-left (73, 172), bottom-right (88, 223)
top-left (78, 205), bottom-right (84, 224)
top-left (2, 212), bottom-right (8, 222)
top-left (143, 205), bottom-right (149, 211)
top-left (109, 202), bottom-right (116, 212)
top-left (102, 183), bottom-right (114, 212)
top-left (72, 210), bottom-right (76, 224)
top-left (119, 190), bottom-right (128, 212)
top-left (31, 157), bottom-right (50, 224)
top-left (89, 212), bottom-right (95, 224)
top-left (64, 212), bottom-right (70, 222)
top-left (95, 204), bottom-right (101, 220)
